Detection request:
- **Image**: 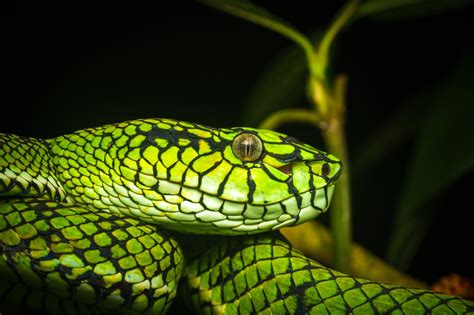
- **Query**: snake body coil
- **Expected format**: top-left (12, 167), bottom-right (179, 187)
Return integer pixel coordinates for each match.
top-left (1, 118), bottom-right (473, 314)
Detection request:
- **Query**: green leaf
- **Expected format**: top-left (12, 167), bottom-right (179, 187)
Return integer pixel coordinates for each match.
top-left (198, 0), bottom-right (314, 66)
top-left (352, 89), bottom-right (432, 179)
top-left (357, 0), bottom-right (474, 20)
top-left (386, 52), bottom-right (474, 269)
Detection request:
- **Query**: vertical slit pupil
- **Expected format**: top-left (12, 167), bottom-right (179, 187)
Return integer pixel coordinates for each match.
top-left (245, 141), bottom-right (251, 156)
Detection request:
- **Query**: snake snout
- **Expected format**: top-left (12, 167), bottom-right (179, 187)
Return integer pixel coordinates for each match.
top-left (324, 160), bottom-right (342, 185)
top-left (307, 157), bottom-right (342, 186)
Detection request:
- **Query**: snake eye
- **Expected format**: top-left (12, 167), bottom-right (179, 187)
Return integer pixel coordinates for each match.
top-left (232, 133), bottom-right (263, 162)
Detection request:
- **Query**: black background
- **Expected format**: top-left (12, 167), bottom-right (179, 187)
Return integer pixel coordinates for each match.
top-left (3, 1), bottom-right (474, 286)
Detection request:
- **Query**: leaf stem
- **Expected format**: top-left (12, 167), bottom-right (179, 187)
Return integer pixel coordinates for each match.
top-left (356, 0), bottom-right (426, 18)
top-left (258, 108), bottom-right (322, 130)
top-left (315, 0), bottom-right (360, 80)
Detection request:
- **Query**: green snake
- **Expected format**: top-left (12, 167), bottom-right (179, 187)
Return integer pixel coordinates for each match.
top-left (0, 118), bottom-right (473, 314)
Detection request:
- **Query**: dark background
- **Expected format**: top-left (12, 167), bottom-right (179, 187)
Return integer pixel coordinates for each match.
top-left (3, 1), bottom-right (473, 285)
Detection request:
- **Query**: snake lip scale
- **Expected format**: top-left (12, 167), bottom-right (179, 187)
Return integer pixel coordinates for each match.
top-left (1, 118), bottom-right (473, 314)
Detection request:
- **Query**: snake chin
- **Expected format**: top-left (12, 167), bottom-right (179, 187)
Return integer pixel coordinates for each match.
top-left (272, 184), bottom-right (335, 230)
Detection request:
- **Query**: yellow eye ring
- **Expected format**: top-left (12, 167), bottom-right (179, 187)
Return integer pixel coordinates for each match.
top-left (232, 133), bottom-right (263, 162)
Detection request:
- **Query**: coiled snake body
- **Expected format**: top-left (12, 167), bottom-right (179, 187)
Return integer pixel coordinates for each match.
top-left (0, 118), bottom-right (473, 314)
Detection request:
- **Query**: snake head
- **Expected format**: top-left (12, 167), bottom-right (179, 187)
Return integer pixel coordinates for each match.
top-left (213, 127), bottom-right (342, 232)
top-left (144, 121), bottom-right (342, 234)
top-left (51, 119), bottom-right (342, 235)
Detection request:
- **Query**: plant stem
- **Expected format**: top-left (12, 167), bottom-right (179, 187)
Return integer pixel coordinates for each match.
top-left (306, 1), bottom-right (357, 273)
top-left (323, 120), bottom-right (352, 273)
top-left (318, 74), bottom-right (352, 273)
top-left (314, 0), bottom-right (360, 80)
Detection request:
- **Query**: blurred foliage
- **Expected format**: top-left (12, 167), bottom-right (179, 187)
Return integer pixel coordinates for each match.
top-left (387, 53), bottom-right (474, 269)
top-left (200, 0), bottom-right (474, 275)
top-left (357, 0), bottom-right (474, 20)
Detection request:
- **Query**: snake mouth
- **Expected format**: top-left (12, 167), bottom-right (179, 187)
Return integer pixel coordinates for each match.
top-left (130, 181), bottom-right (336, 236)
top-left (270, 183), bottom-right (336, 230)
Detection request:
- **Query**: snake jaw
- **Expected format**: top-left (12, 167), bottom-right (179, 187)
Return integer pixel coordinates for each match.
top-left (267, 184), bottom-right (335, 231)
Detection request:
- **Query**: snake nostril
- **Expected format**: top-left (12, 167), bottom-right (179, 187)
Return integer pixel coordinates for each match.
top-left (322, 163), bottom-right (330, 177)
top-left (277, 163), bottom-right (293, 175)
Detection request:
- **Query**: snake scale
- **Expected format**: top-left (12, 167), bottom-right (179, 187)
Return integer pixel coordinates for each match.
top-left (1, 118), bottom-right (473, 314)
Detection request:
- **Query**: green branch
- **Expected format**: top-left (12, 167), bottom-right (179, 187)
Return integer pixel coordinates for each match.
top-left (258, 108), bottom-right (321, 130)
top-left (314, 0), bottom-right (360, 80)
